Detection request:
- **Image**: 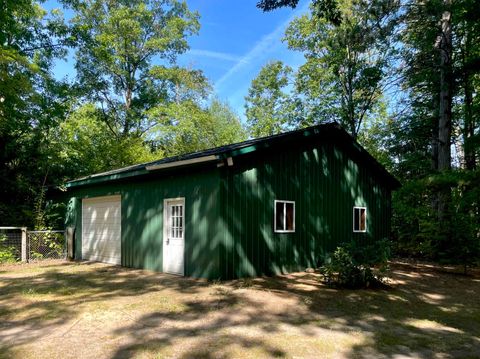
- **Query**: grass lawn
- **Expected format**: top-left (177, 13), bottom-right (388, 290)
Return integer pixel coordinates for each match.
top-left (0, 260), bottom-right (479, 359)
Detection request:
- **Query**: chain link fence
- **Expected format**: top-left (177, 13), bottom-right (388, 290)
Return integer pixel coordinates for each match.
top-left (0, 227), bottom-right (66, 263)
top-left (27, 230), bottom-right (66, 261)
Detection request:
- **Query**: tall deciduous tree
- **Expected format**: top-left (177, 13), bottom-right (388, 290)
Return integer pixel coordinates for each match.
top-left (285, 0), bottom-right (399, 138)
top-left (207, 98), bottom-right (247, 146)
top-left (401, 0), bottom-right (480, 173)
top-left (69, 0), bottom-right (200, 138)
top-left (244, 61), bottom-right (295, 137)
top-left (437, 0), bottom-right (453, 172)
top-left (249, 0), bottom-right (399, 139)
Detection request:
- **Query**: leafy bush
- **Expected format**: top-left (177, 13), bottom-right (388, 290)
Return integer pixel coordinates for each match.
top-left (321, 239), bottom-right (390, 288)
top-left (0, 235), bottom-right (17, 264)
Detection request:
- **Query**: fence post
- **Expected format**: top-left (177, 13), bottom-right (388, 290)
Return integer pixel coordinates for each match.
top-left (21, 227), bottom-right (27, 262)
top-left (64, 229), bottom-right (68, 260)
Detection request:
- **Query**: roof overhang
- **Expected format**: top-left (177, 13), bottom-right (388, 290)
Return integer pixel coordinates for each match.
top-left (146, 155), bottom-right (219, 171)
top-left (66, 154), bottom-right (222, 188)
top-left (65, 122), bottom-right (401, 190)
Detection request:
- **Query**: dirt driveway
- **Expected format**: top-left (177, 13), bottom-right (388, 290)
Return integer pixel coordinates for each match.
top-left (0, 261), bottom-right (479, 359)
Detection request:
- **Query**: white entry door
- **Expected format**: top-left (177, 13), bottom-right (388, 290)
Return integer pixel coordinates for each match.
top-left (163, 198), bottom-right (185, 275)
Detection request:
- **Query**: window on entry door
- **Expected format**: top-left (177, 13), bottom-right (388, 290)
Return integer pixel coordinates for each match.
top-left (170, 204), bottom-right (183, 239)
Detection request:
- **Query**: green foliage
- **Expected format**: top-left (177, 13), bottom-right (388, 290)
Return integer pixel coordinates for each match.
top-left (0, 0), bottom-right (72, 226)
top-left (321, 239), bottom-right (390, 288)
top-left (149, 98), bottom-right (246, 156)
top-left (207, 98), bottom-right (247, 145)
top-left (356, 103), bottom-right (394, 172)
top-left (0, 235), bottom-right (17, 263)
top-left (33, 187), bottom-right (48, 230)
top-left (245, 61), bottom-right (296, 137)
top-left (59, 103), bottom-right (158, 177)
top-left (393, 171), bottom-right (480, 271)
top-left (283, 0), bottom-right (398, 138)
top-left (257, 0), bottom-right (342, 25)
top-left (70, 0), bottom-right (201, 137)
top-left (40, 201), bottom-right (67, 231)
top-left (248, 0), bottom-right (399, 139)
top-left (257, 0), bottom-right (300, 11)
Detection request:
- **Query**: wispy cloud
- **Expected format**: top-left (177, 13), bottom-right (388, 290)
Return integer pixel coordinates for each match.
top-left (214, 2), bottom-right (309, 91)
top-left (188, 49), bottom-right (245, 63)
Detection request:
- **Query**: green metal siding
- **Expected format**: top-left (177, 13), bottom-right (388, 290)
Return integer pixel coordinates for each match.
top-left (65, 169), bottom-right (222, 278)
top-left (218, 141), bottom-right (391, 279)
top-left (65, 138), bottom-right (392, 280)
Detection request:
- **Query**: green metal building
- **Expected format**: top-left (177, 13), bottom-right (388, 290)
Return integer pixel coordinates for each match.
top-left (65, 123), bottom-right (400, 279)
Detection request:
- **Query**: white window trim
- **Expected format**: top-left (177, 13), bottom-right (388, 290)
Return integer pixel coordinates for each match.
top-left (274, 200), bottom-right (295, 233)
top-left (353, 206), bottom-right (367, 233)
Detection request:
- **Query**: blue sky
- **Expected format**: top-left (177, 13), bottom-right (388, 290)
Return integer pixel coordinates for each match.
top-left (47, 0), bottom-right (309, 120)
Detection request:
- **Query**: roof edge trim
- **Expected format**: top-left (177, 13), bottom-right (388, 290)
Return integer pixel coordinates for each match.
top-left (66, 168), bottom-right (150, 188)
top-left (146, 155), bottom-right (219, 171)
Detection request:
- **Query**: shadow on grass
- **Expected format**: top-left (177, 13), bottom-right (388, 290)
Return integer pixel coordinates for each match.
top-left (0, 261), bottom-right (210, 357)
top-left (110, 289), bottom-right (289, 359)
top-left (111, 262), bottom-right (480, 358)
top-left (0, 261), bottom-right (479, 358)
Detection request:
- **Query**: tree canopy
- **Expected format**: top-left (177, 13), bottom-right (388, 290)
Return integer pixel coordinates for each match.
top-left (245, 61), bottom-right (295, 137)
top-left (248, 0), bottom-right (399, 139)
top-left (70, 0), bottom-right (200, 137)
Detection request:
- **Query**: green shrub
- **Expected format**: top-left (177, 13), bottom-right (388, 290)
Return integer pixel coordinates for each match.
top-left (320, 239), bottom-right (390, 288)
top-left (0, 235), bottom-right (17, 264)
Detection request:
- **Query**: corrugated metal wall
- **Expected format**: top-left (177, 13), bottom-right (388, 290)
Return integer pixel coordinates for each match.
top-left (65, 139), bottom-right (392, 280)
top-left (218, 141), bottom-right (391, 279)
top-left (65, 168), bottom-right (222, 278)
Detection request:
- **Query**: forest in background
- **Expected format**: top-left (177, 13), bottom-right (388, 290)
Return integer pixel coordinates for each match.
top-left (1, 0), bottom-right (479, 266)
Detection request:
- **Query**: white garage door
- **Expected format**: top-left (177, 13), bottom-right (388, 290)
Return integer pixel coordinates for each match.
top-left (82, 195), bottom-right (121, 265)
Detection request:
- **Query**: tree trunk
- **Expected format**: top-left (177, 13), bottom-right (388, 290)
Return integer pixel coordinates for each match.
top-left (435, 0), bottom-right (453, 224)
top-left (345, 45), bottom-right (356, 139)
top-left (437, 5), bottom-right (452, 172)
top-left (431, 113), bottom-right (439, 171)
top-left (463, 69), bottom-right (476, 170)
top-left (459, 22), bottom-right (477, 170)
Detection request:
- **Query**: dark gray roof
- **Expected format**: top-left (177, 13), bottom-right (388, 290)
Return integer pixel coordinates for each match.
top-left (67, 122), bottom-right (400, 189)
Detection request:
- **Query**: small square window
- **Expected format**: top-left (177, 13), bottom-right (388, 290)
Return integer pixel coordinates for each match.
top-left (275, 200), bottom-right (295, 233)
top-left (353, 207), bottom-right (367, 232)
